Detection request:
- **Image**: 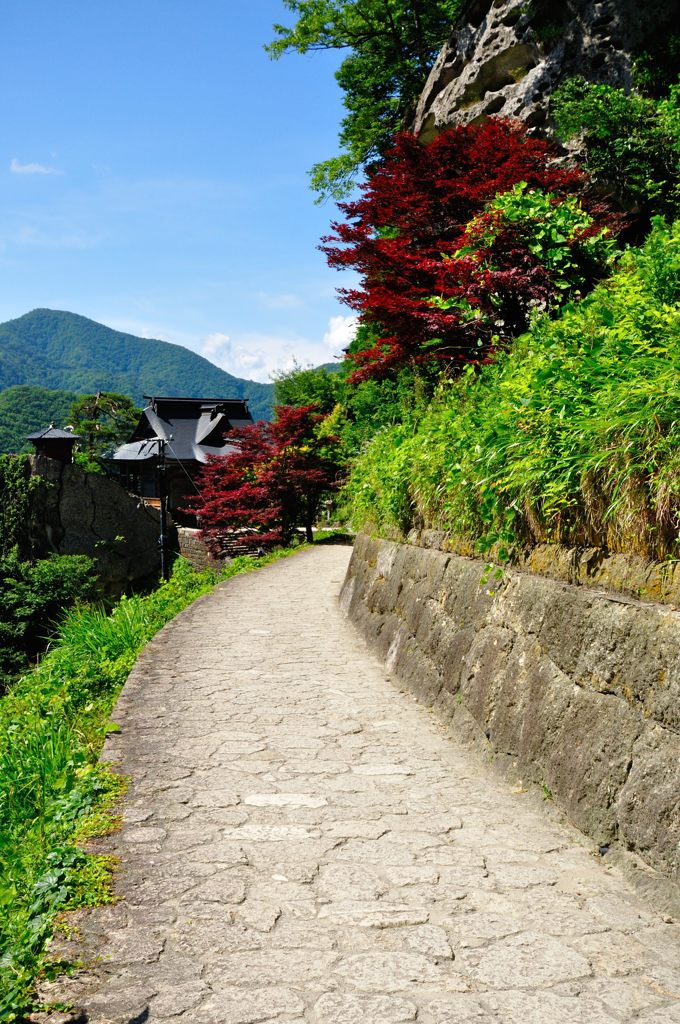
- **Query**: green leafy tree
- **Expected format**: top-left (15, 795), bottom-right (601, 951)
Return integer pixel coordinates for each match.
top-left (68, 392), bottom-right (141, 467)
top-left (339, 322), bottom-right (434, 451)
top-left (551, 77), bottom-right (680, 219)
top-left (272, 362), bottom-right (345, 413)
top-left (270, 337), bottom-right (433, 457)
top-left (267, 0), bottom-right (463, 199)
top-left (632, 31), bottom-right (680, 97)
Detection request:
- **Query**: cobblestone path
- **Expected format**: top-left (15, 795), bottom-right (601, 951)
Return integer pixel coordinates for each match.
top-left (46, 546), bottom-right (680, 1023)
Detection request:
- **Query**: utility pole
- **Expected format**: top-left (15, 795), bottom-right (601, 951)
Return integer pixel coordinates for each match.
top-left (156, 436), bottom-right (170, 581)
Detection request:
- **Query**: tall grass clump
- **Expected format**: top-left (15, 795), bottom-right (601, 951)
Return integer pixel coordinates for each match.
top-left (345, 219), bottom-right (680, 560)
top-left (0, 547), bottom-right (304, 1020)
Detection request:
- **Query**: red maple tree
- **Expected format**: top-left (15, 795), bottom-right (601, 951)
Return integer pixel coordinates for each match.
top-left (188, 405), bottom-right (341, 554)
top-left (321, 119), bottom-right (612, 381)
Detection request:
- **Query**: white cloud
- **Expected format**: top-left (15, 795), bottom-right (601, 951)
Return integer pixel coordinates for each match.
top-left (201, 331), bottom-right (231, 360)
top-left (198, 314), bottom-right (358, 382)
top-left (10, 158), bottom-right (61, 176)
top-left (323, 314), bottom-right (358, 354)
top-left (200, 331), bottom-right (281, 381)
top-left (200, 324), bottom-right (351, 383)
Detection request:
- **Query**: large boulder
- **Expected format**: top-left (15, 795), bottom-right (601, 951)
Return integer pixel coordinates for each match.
top-left (412, 0), bottom-right (675, 140)
top-left (30, 456), bottom-right (173, 592)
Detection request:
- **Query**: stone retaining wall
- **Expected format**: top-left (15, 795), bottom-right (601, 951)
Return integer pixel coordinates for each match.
top-left (341, 533), bottom-right (680, 891)
top-left (177, 527), bottom-right (221, 571)
top-left (411, 530), bottom-right (680, 607)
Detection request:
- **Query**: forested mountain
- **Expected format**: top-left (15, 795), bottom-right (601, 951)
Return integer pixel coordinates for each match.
top-left (0, 386), bottom-right (79, 453)
top-left (0, 309), bottom-right (274, 422)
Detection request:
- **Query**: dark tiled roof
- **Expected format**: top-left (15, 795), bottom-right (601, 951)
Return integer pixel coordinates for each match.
top-left (111, 396), bottom-right (253, 465)
top-left (27, 426), bottom-right (81, 441)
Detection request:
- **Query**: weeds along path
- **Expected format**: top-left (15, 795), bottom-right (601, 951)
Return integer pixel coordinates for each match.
top-left (43, 545), bottom-right (680, 1023)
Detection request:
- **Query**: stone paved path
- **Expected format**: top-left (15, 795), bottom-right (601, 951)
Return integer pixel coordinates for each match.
top-left (46, 546), bottom-right (680, 1024)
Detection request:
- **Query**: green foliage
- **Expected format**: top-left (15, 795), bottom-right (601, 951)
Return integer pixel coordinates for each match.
top-left (0, 309), bottom-right (274, 421)
top-left (341, 417), bottom-right (417, 536)
top-left (340, 364), bottom-right (430, 454)
top-left (551, 78), bottom-right (680, 218)
top-left (345, 220), bottom-right (680, 560)
top-left (0, 456), bottom-right (96, 688)
top-left (458, 182), bottom-right (618, 300)
top-left (335, 323), bottom-right (435, 452)
top-left (0, 386), bottom-right (79, 456)
top-left (272, 362), bottom-right (345, 413)
top-left (68, 391), bottom-right (141, 462)
top-left (0, 456), bottom-right (39, 558)
top-left (309, 153), bottom-right (360, 202)
top-left (0, 550), bottom-right (97, 689)
top-left (267, 0), bottom-right (463, 199)
top-left (270, 327), bottom-right (435, 462)
top-left (0, 547), bottom-right (307, 1018)
top-left (632, 31), bottom-right (680, 97)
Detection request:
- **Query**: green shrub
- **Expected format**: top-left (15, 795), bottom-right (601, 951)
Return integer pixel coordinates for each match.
top-left (0, 551), bottom-right (97, 689)
top-left (457, 182), bottom-right (618, 300)
top-left (551, 78), bottom-right (680, 218)
top-left (0, 456), bottom-right (39, 559)
top-left (342, 419), bottom-right (417, 537)
top-left (345, 219), bottom-right (680, 560)
top-left (632, 33), bottom-right (680, 98)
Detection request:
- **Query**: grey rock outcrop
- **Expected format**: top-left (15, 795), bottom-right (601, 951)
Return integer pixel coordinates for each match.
top-left (413, 0), bottom-right (675, 140)
top-left (30, 456), bottom-right (172, 592)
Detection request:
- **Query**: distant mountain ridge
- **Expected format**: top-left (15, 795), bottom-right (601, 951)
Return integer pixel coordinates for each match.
top-left (0, 309), bottom-right (274, 422)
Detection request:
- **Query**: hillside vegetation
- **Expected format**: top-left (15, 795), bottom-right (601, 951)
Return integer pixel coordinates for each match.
top-left (345, 221), bottom-right (680, 560)
top-left (0, 309), bottom-right (274, 422)
top-left (0, 386), bottom-right (79, 454)
top-left (266, 58), bottom-right (680, 567)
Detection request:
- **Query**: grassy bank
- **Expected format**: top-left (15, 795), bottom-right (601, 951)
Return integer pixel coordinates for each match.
top-left (0, 546), bottom-right (308, 1020)
top-left (344, 220), bottom-right (680, 561)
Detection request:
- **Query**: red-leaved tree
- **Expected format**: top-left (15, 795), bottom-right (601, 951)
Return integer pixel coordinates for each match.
top-left (188, 405), bottom-right (341, 554)
top-left (322, 119), bottom-right (615, 381)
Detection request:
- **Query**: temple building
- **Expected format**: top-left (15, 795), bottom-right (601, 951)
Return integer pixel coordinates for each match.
top-left (27, 426), bottom-right (81, 463)
top-left (109, 396), bottom-right (253, 521)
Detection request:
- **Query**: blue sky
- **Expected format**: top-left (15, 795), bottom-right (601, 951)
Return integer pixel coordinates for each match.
top-left (0, 0), bottom-right (358, 382)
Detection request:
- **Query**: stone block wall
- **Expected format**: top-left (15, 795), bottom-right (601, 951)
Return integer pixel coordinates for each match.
top-left (177, 527), bottom-right (221, 572)
top-left (341, 533), bottom-right (680, 889)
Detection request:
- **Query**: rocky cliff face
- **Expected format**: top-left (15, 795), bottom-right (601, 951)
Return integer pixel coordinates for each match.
top-left (30, 456), bottom-right (171, 592)
top-left (413, 0), bottom-right (674, 140)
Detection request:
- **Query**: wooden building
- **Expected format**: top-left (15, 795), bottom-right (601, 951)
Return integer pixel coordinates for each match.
top-left (27, 426), bottom-right (81, 463)
top-left (109, 396), bottom-right (253, 521)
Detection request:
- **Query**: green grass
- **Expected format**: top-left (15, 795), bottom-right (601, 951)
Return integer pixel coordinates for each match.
top-left (0, 545), bottom-right (310, 1020)
top-left (344, 219), bottom-right (680, 561)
